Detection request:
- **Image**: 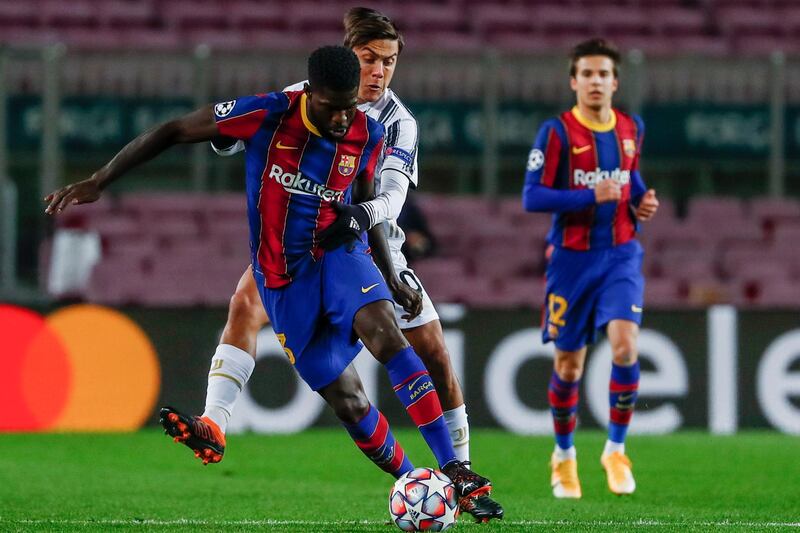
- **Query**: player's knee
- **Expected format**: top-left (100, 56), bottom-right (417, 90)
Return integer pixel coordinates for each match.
top-left (332, 390), bottom-right (370, 425)
top-left (554, 357), bottom-right (583, 382)
top-left (356, 304), bottom-right (408, 361)
top-left (611, 336), bottom-right (638, 366)
top-left (228, 288), bottom-right (264, 330)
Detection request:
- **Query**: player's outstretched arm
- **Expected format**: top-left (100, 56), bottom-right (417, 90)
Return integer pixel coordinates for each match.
top-left (45, 106), bottom-right (218, 214)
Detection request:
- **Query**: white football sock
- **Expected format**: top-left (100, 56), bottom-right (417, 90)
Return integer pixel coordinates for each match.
top-left (443, 404), bottom-right (470, 463)
top-left (553, 444), bottom-right (577, 461)
top-left (603, 440), bottom-right (625, 456)
top-left (201, 344), bottom-right (255, 433)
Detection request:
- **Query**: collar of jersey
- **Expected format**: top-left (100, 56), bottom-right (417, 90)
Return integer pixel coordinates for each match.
top-left (300, 93), bottom-right (322, 137)
top-left (571, 106), bottom-right (616, 132)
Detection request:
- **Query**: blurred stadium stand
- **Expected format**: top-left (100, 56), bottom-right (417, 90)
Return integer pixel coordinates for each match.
top-left (1, 0), bottom-right (800, 56)
top-left (2, 0), bottom-right (800, 309)
top-left (38, 192), bottom-right (800, 309)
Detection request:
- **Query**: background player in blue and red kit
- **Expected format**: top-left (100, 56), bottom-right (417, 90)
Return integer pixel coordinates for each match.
top-left (44, 45), bottom-right (501, 513)
top-left (522, 38), bottom-right (659, 499)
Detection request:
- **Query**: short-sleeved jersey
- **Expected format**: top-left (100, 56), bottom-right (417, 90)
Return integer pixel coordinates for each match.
top-left (217, 83), bottom-right (419, 250)
top-left (214, 90), bottom-right (385, 288)
top-left (284, 83), bottom-right (418, 247)
top-left (524, 106), bottom-right (645, 250)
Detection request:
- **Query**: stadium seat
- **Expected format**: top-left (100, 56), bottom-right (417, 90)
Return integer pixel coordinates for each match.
top-left (0, 1), bottom-right (39, 29)
top-left (289, 2), bottom-right (347, 32)
top-left (716, 7), bottom-right (781, 38)
top-left (469, 5), bottom-right (535, 37)
top-left (592, 7), bottom-right (651, 38)
top-left (644, 278), bottom-right (684, 308)
top-left (187, 30), bottom-right (246, 50)
top-left (228, 1), bottom-right (288, 31)
top-left (751, 279), bottom-right (800, 308)
top-left (535, 5), bottom-right (593, 36)
top-left (750, 196), bottom-right (800, 222)
top-left (686, 196), bottom-right (746, 226)
top-left (119, 29), bottom-right (183, 50)
top-left (85, 258), bottom-right (147, 306)
top-left (686, 277), bottom-right (734, 307)
top-left (649, 6), bottom-right (708, 37)
top-left (405, 4), bottom-right (466, 34)
top-left (657, 253), bottom-right (718, 284)
top-left (457, 276), bottom-right (503, 308)
top-left (97, 0), bottom-right (155, 29)
top-left (771, 221), bottom-right (800, 245)
top-left (497, 277), bottom-right (546, 309)
top-left (162, 1), bottom-right (227, 31)
top-left (40, 0), bottom-right (98, 29)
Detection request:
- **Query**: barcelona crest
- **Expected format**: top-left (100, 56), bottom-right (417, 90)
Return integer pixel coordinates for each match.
top-left (338, 155), bottom-right (356, 176)
top-left (623, 139), bottom-right (637, 158)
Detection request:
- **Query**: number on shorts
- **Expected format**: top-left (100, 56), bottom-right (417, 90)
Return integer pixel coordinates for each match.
top-left (275, 333), bottom-right (296, 365)
top-left (548, 294), bottom-right (568, 326)
top-left (399, 270), bottom-right (422, 292)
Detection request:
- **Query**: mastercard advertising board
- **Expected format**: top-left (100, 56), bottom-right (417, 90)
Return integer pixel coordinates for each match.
top-left (1, 304), bottom-right (161, 431)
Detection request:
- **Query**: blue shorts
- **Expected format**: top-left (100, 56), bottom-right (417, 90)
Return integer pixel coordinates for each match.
top-left (253, 242), bottom-right (393, 391)
top-left (542, 240), bottom-right (644, 351)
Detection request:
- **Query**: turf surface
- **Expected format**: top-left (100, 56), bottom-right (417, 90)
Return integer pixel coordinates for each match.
top-left (1, 429), bottom-right (798, 531)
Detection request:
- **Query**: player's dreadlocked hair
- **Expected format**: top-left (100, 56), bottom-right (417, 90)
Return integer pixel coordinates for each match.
top-left (343, 7), bottom-right (404, 54)
top-left (569, 38), bottom-right (621, 78)
top-left (307, 45), bottom-right (361, 93)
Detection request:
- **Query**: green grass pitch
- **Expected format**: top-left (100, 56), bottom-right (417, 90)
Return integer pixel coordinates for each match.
top-left (1, 429), bottom-right (798, 532)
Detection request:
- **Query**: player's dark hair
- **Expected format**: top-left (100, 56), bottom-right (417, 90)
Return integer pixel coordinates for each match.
top-left (569, 38), bottom-right (620, 78)
top-left (307, 45), bottom-right (361, 93)
top-left (343, 7), bottom-right (404, 54)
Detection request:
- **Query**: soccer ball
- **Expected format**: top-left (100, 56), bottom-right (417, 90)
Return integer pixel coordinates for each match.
top-left (389, 467), bottom-right (458, 531)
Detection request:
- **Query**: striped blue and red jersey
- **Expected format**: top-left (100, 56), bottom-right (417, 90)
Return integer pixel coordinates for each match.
top-left (213, 90), bottom-right (385, 288)
top-left (523, 106), bottom-right (647, 251)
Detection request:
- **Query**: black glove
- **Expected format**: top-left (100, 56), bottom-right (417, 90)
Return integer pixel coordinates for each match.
top-left (318, 201), bottom-right (371, 252)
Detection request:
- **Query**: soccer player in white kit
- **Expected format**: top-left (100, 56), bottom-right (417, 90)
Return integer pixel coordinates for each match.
top-left (160, 7), bottom-right (502, 522)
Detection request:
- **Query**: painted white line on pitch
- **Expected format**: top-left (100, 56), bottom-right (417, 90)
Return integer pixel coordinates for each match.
top-left (5, 518), bottom-right (800, 528)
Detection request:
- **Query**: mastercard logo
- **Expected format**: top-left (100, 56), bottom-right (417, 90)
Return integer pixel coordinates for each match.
top-left (1, 304), bottom-right (160, 431)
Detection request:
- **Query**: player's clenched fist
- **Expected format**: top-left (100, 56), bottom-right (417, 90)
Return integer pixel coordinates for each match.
top-left (635, 189), bottom-right (659, 221)
top-left (594, 179), bottom-right (622, 203)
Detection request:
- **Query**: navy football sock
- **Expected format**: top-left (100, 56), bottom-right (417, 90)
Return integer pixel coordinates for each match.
top-left (385, 346), bottom-right (457, 468)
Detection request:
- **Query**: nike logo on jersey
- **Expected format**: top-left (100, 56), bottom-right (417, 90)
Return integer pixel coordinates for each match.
top-left (276, 141), bottom-right (298, 150)
top-left (361, 283), bottom-right (380, 294)
top-left (572, 145), bottom-right (592, 155)
top-left (631, 304), bottom-right (643, 313)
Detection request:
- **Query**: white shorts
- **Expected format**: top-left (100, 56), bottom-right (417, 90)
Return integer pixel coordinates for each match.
top-left (390, 247), bottom-right (439, 330)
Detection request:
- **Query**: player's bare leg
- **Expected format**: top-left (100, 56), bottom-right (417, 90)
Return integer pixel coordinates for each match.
top-left (601, 319), bottom-right (640, 495)
top-left (354, 301), bottom-right (503, 521)
top-left (549, 347), bottom-right (587, 499)
top-left (218, 266), bottom-right (269, 358)
top-left (161, 266), bottom-right (268, 464)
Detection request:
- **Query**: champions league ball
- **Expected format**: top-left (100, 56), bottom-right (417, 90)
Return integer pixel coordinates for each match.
top-left (389, 467), bottom-right (459, 531)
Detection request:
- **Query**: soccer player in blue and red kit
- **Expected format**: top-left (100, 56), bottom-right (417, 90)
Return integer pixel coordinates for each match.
top-left (522, 38), bottom-right (659, 498)
top-left (45, 46), bottom-right (501, 513)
